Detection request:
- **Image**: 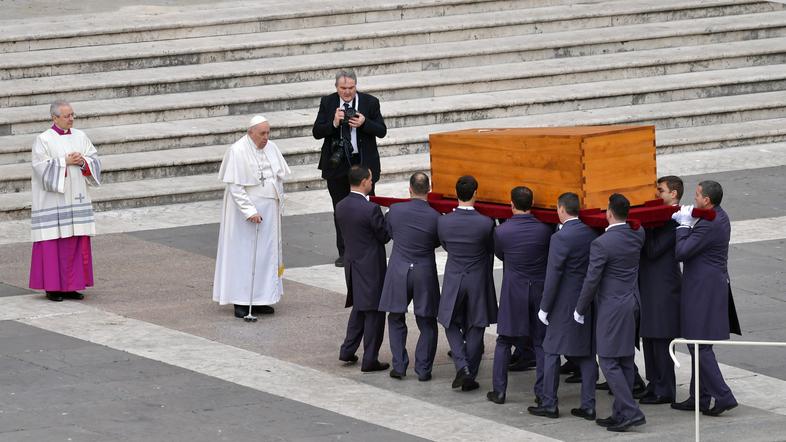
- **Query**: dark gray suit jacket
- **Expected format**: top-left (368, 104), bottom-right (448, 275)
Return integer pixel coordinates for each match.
top-left (436, 208), bottom-right (497, 328)
top-left (378, 199), bottom-right (441, 317)
top-left (494, 214), bottom-right (552, 337)
top-left (335, 192), bottom-right (390, 311)
top-left (576, 224), bottom-right (645, 358)
top-left (675, 206), bottom-right (741, 340)
top-left (540, 219), bottom-right (597, 357)
top-left (638, 220), bottom-right (682, 339)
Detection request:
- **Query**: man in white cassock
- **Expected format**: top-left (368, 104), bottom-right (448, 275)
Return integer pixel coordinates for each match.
top-left (29, 100), bottom-right (101, 302)
top-left (213, 116), bottom-right (291, 319)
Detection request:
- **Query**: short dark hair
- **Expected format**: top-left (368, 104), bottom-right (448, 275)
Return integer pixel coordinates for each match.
top-left (657, 175), bottom-right (684, 200)
top-left (455, 175), bottom-right (478, 202)
top-left (557, 192), bottom-right (580, 216)
top-left (698, 180), bottom-right (723, 205)
top-left (607, 193), bottom-right (630, 220)
top-left (410, 172), bottom-right (430, 196)
top-left (511, 186), bottom-right (533, 211)
top-left (348, 165), bottom-right (370, 186)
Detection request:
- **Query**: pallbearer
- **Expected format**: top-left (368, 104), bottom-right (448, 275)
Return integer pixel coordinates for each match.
top-left (213, 116), bottom-right (291, 318)
top-left (437, 176), bottom-right (497, 392)
top-left (532, 192), bottom-right (598, 419)
top-left (575, 194), bottom-right (646, 432)
top-left (671, 180), bottom-right (740, 416)
top-left (379, 172), bottom-right (441, 381)
top-left (487, 186), bottom-right (552, 404)
top-left (638, 176), bottom-right (683, 404)
top-left (29, 100), bottom-right (101, 302)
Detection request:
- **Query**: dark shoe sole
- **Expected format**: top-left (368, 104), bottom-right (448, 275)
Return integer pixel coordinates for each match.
top-left (702, 403), bottom-right (738, 416)
top-left (607, 417), bottom-right (646, 432)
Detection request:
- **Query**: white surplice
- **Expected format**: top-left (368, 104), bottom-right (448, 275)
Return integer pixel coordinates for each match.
top-left (212, 135), bottom-right (291, 306)
top-left (30, 128), bottom-right (101, 242)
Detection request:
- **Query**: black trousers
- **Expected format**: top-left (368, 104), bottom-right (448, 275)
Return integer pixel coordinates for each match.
top-left (326, 173), bottom-right (376, 257)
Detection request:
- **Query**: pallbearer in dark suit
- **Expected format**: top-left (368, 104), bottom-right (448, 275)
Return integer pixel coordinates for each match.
top-left (638, 176), bottom-right (683, 405)
top-left (437, 176), bottom-right (497, 392)
top-left (530, 193), bottom-right (598, 419)
top-left (671, 180), bottom-right (741, 416)
top-left (379, 172), bottom-right (441, 381)
top-left (487, 186), bottom-right (552, 404)
top-left (575, 194), bottom-right (646, 432)
top-left (335, 165), bottom-right (391, 372)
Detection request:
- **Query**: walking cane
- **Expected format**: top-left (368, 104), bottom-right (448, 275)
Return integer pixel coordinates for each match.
top-left (244, 222), bottom-right (260, 322)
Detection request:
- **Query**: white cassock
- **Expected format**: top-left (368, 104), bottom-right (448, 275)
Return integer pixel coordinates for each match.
top-left (212, 135), bottom-right (291, 306)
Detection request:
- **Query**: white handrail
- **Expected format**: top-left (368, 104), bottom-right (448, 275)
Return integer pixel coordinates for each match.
top-left (668, 338), bottom-right (786, 442)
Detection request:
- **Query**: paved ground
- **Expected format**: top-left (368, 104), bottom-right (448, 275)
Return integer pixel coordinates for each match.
top-left (1, 143), bottom-right (786, 441)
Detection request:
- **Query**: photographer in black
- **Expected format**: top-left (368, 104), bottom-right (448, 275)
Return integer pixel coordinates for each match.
top-left (313, 69), bottom-right (387, 267)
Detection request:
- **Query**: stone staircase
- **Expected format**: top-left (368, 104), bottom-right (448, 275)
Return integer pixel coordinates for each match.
top-left (1, 0), bottom-right (786, 220)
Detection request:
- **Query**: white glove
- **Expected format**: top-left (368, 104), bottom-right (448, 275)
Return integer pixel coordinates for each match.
top-left (573, 310), bottom-right (585, 324)
top-left (538, 309), bottom-right (549, 325)
top-left (671, 204), bottom-right (697, 227)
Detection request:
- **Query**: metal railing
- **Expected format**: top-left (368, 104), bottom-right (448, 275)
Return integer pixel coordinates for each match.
top-left (668, 338), bottom-right (786, 442)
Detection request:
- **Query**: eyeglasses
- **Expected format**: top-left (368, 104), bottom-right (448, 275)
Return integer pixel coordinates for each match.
top-left (54, 113), bottom-right (76, 119)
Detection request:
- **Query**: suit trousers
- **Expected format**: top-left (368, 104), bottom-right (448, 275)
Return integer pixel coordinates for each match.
top-left (542, 352), bottom-right (597, 409)
top-left (443, 287), bottom-right (486, 378)
top-left (387, 269), bottom-right (438, 376)
top-left (599, 355), bottom-right (645, 421)
top-left (492, 335), bottom-right (527, 395)
top-left (642, 337), bottom-right (676, 399)
top-left (687, 344), bottom-right (737, 409)
top-left (340, 307), bottom-right (385, 369)
top-left (327, 176), bottom-right (375, 257)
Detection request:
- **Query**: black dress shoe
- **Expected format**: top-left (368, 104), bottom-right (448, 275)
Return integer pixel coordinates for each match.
top-left (671, 398), bottom-right (709, 412)
top-left (560, 360), bottom-right (577, 374)
top-left (486, 391), bottom-right (505, 404)
top-left (389, 369), bottom-right (405, 379)
top-left (234, 304), bottom-right (249, 318)
top-left (447, 350), bottom-right (453, 358)
top-left (253, 305), bottom-right (275, 315)
top-left (639, 394), bottom-right (674, 405)
top-left (564, 373), bottom-right (582, 383)
top-left (418, 372), bottom-right (432, 382)
top-left (596, 381), bottom-right (609, 390)
top-left (339, 354), bottom-right (358, 364)
top-left (607, 415), bottom-right (646, 432)
top-left (527, 405), bottom-right (559, 418)
top-left (62, 291), bottom-right (84, 300)
top-left (571, 407), bottom-right (596, 420)
top-left (334, 256), bottom-right (344, 267)
top-left (702, 402), bottom-right (738, 416)
top-left (595, 416), bottom-right (619, 427)
top-left (361, 361), bottom-right (390, 372)
top-left (508, 359), bottom-right (536, 372)
top-left (461, 379), bottom-right (480, 391)
top-left (632, 383), bottom-right (648, 399)
top-left (46, 291), bottom-right (64, 302)
top-left (452, 366), bottom-right (472, 388)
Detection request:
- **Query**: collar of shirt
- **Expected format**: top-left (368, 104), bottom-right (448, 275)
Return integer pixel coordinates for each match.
top-left (51, 124), bottom-right (71, 135)
top-left (350, 190), bottom-right (369, 201)
top-left (455, 206), bottom-right (475, 211)
top-left (558, 217), bottom-right (579, 229)
top-left (339, 94), bottom-right (359, 109)
top-left (605, 222), bottom-right (627, 232)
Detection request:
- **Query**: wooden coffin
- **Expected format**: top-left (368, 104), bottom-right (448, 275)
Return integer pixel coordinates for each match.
top-left (428, 125), bottom-right (657, 210)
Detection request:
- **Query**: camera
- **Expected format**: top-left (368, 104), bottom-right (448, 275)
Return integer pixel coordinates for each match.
top-left (328, 138), bottom-right (347, 168)
top-left (342, 106), bottom-right (357, 124)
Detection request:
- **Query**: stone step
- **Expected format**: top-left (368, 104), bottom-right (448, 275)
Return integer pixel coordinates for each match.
top-left (6, 31), bottom-right (786, 109)
top-left (1, 1), bottom-right (781, 80)
top-left (3, 65), bottom-right (786, 164)
top-left (5, 38), bottom-right (786, 133)
top-left (0, 0), bottom-right (544, 53)
top-left (4, 113), bottom-right (785, 195)
top-left (0, 152), bottom-right (431, 221)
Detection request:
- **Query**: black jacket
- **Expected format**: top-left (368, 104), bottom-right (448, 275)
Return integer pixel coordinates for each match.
top-left (313, 91), bottom-right (387, 181)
